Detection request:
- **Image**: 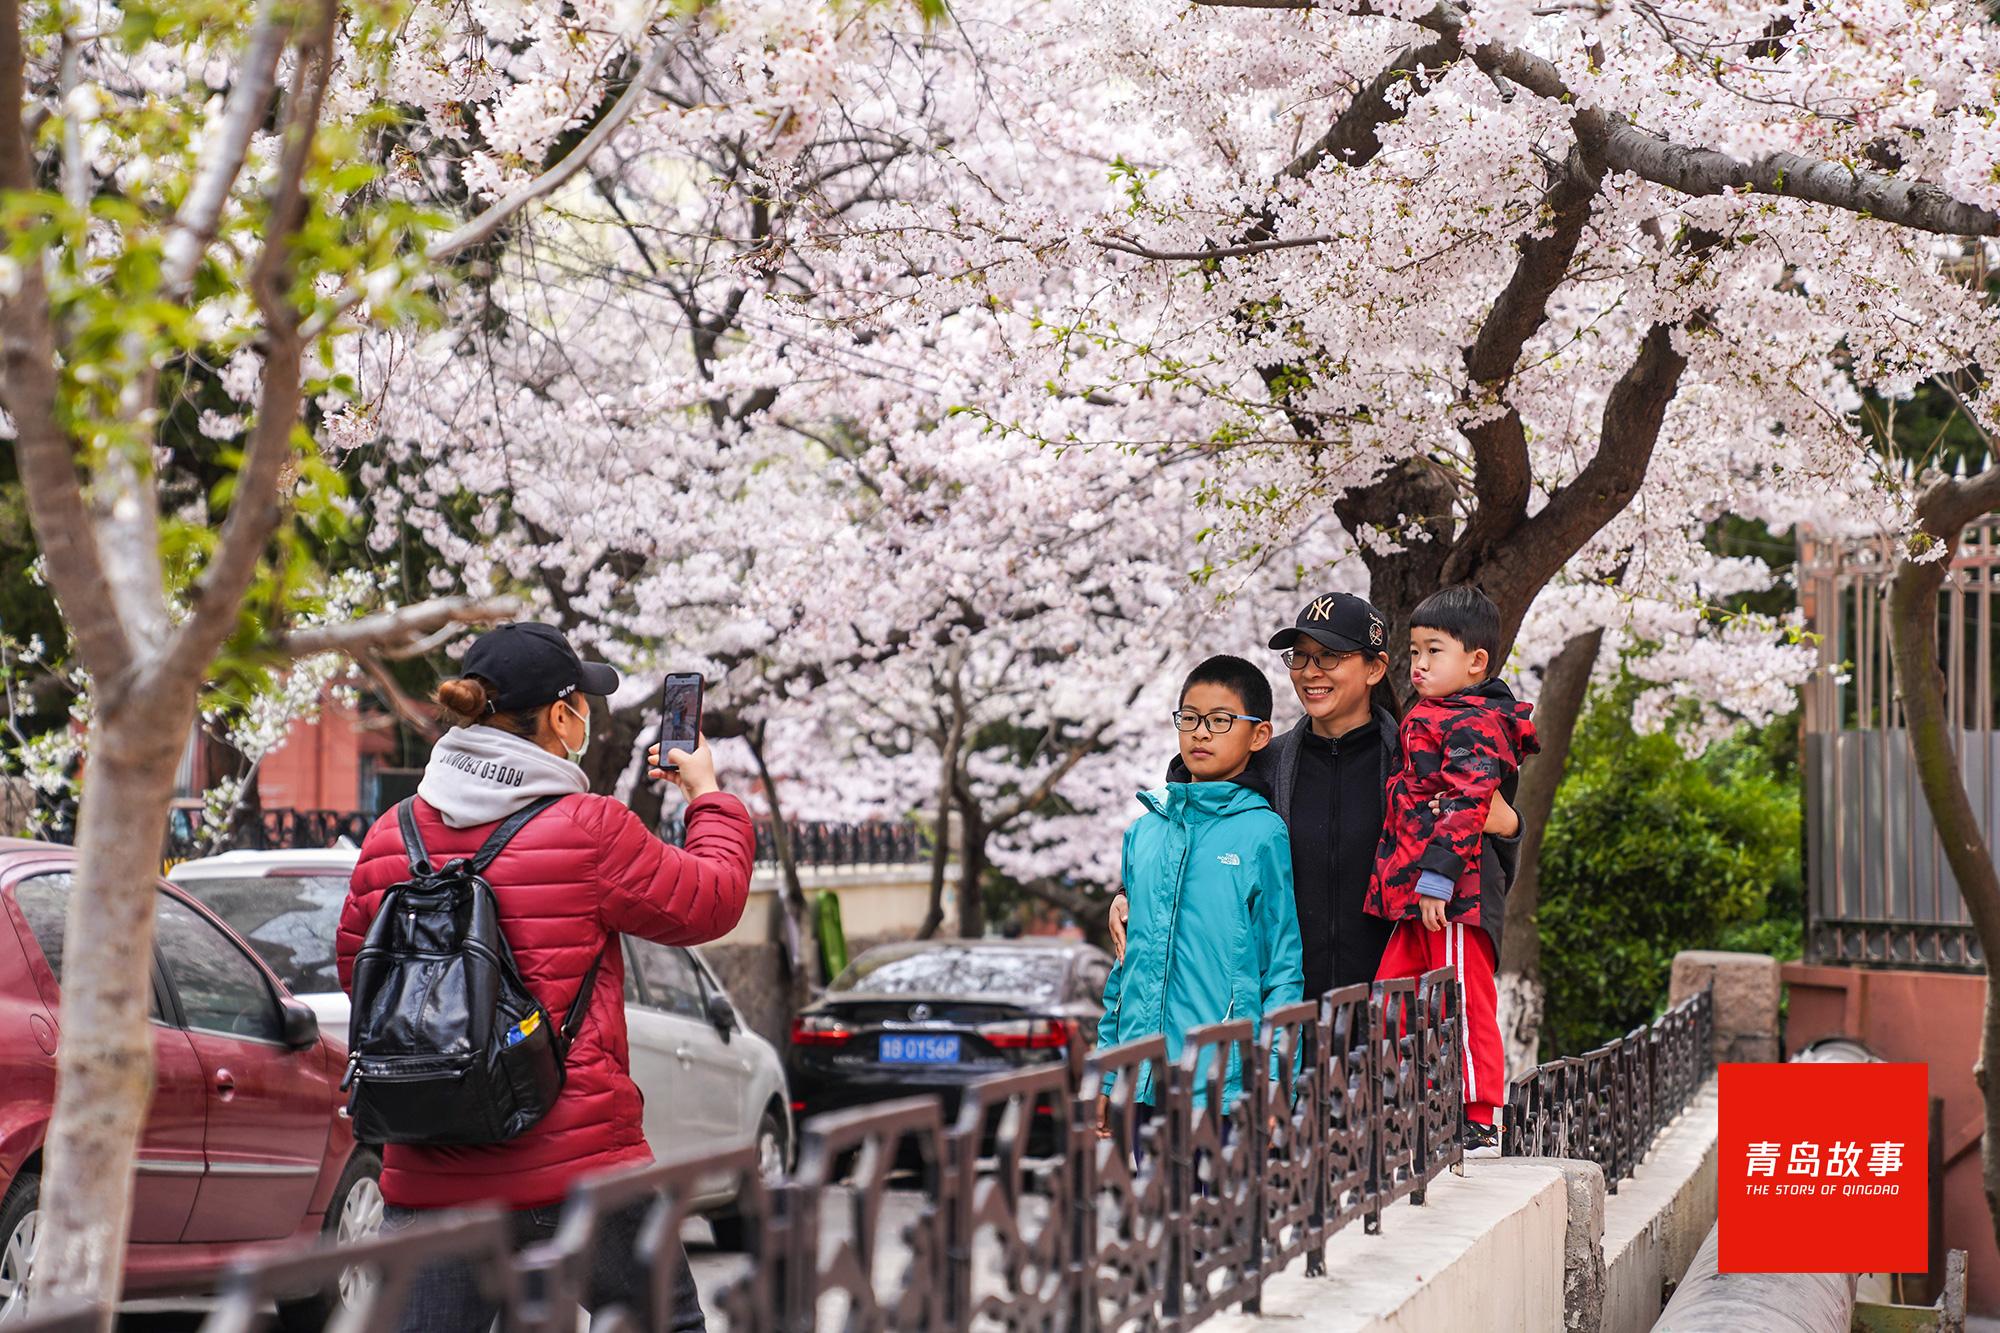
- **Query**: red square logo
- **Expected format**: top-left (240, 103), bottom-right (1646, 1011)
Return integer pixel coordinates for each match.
top-left (1718, 1062), bottom-right (1928, 1273)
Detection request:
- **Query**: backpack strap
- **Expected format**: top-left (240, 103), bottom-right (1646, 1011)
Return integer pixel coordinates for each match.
top-left (557, 942), bottom-right (610, 1055)
top-left (396, 798), bottom-right (432, 877)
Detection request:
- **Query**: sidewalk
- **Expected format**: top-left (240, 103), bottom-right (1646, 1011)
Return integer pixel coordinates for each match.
top-left (1205, 1158), bottom-right (1570, 1333)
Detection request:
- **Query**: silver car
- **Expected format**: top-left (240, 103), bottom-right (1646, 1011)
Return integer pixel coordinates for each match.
top-left (168, 847), bottom-right (791, 1247)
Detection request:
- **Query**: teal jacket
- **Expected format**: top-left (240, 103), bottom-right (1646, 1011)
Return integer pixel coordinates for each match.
top-left (1094, 775), bottom-right (1304, 1107)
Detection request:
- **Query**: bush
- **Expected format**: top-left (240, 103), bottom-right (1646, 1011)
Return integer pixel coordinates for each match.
top-left (1537, 692), bottom-right (1801, 1057)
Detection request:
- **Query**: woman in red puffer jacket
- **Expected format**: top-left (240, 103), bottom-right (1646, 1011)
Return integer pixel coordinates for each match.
top-left (337, 622), bottom-right (753, 1332)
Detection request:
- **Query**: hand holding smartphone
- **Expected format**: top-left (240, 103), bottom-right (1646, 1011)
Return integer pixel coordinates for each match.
top-left (653, 673), bottom-right (703, 771)
top-left (645, 673), bottom-right (719, 801)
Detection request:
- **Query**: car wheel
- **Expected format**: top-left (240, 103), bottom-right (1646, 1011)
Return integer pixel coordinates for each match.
top-left (0, 1173), bottom-right (38, 1325)
top-left (710, 1110), bottom-right (787, 1252)
top-left (274, 1148), bottom-right (383, 1333)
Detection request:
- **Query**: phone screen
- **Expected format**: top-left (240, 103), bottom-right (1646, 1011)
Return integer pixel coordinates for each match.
top-left (658, 673), bottom-right (703, 767)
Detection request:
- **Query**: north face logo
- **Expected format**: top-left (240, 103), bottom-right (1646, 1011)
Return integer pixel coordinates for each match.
top-left (1217, 852), bottom-right (1240, 866)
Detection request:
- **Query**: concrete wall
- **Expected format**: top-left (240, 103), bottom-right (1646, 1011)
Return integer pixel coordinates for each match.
top-left (709, 865), bottom-right (936, 947)
top-left (1206, 1160), bottom-right (1571, 1333)
top-left (1210, 1089), bottom-right (1721, 1333)
top-left (1601, 1079), bottom-right (1720, 1333)
top-left (698, 866), bottom-right (935, 1051)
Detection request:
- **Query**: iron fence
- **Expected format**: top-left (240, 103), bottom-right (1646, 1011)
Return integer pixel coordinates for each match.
top-left (149, 806), bottom-right (927, 872)
top-left (1500, 986), bottom-right (1715, 1192)
top-left (751, 817), bottom-right (926, 868)
top-left (1799, 520), bottom-right (2000, 973)
top-left (159, 806), bottom-right (374, 862)
top-left (19, 972), bottom-right (1715, 1333)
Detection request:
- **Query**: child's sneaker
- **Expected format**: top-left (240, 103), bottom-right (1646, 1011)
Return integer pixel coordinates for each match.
top-left (1460, 1119), bottom-right (1499, 1152)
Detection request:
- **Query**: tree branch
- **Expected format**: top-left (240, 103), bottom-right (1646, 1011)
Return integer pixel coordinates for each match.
top-left (427, 35), bottom-right (673, 266)
top-left (989, 728), bottom-right (1111, 831)
top-left (271, 595), bottom-right (520, 660)
top-left (1280, 34), bottom-right (1461, 180)
top-left (1916, 467), bottom-right (2000, 539)
top-left (1196, 0), bottom-right (2000, 236)
top-left (1487, 320), bottom-right (1688, 644)
top-left (1449, 148), bottom-right (1602, 557)
top-left (162, 0), bottom-right (338, 685)
top-left (351, 651), bottom-right (444, 743)
top-left (1094, 232), bottom-right (1340, 261)
top-left (0, 0), bottom-right (129, 681)
top-left (158, 0), bottom-right (293, 297)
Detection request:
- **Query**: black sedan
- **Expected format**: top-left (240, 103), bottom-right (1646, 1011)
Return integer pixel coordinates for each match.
top-left (787, 938), bottom-right (1113, 1127)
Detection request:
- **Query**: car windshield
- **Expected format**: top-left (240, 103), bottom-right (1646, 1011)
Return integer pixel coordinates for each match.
top-left (175, 873), bottom-right (347, 996)
top-left (834, 948), bottom-right (1069, 1001)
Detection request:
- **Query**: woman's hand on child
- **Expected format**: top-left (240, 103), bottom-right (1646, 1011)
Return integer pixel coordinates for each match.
top-left (1419, 897), bottom-right (1447, 932)
top-left (1107, 894), bottom-right (1128, 960)
top-left (1425, 792), bottom-right (1519, 838)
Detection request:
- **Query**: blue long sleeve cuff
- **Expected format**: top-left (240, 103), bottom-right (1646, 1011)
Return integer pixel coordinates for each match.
top-left (1415, 870), bottom-right (1456, 901)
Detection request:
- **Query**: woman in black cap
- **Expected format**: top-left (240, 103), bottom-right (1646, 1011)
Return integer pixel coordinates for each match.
top-left (337, 622), bottom-right (754, 1331)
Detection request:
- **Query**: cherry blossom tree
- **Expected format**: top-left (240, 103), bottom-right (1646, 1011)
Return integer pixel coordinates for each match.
top-left (0, 0), bottom-right (801, 1317)
top-left (353, 0), bottom-right (2000, 1093)
top-left (1890, 466), bottom-right (2000, 1257)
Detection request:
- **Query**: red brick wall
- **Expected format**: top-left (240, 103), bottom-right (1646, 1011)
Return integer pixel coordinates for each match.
top-left (257, 693), bottom-right (379, 810)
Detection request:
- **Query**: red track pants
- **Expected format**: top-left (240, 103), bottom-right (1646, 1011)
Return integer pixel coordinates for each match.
top-left (1376, 918), bottom-right (1504, 1127)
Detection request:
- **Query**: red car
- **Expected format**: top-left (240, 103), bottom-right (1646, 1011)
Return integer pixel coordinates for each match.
top-left (0, 838), bottom-right (380, 1328)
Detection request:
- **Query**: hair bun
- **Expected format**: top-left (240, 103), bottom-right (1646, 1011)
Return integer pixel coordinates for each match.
top-left (435, 676), bottom-right (491, 726)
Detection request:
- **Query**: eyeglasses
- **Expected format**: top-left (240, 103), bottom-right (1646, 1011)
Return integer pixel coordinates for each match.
top-left (1172, 709), bottom-right (1264, 733)
top-left (1282, 647), bottom-right (1362, 674)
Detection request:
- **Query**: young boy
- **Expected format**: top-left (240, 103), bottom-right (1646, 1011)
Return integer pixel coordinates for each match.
top-left (1095, 655), bottom-right (1304, 1129)
top-left (1366, 586), bottom-right (1539, 1148)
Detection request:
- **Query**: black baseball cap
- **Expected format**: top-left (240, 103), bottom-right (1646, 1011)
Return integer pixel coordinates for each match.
top-left (1268, 592), bottom-right (1389, 657)
top-left (459, 623), bottom-right (620, 712)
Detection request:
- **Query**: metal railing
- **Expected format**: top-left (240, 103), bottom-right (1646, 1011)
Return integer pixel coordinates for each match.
top-left (1501, 986), bottom-right (1715, 1192)
top-left (19, 971), bottom-right (1715, 1333)
top-left (751, 817), bottom-right (925, 868)
top-left (1800, 520), bottom-right (2000, 972)
top-left (151, 806), bottom-right (927, 871)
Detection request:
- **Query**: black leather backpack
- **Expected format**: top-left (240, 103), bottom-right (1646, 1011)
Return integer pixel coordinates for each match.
top-left (344, 796), bottom-right (604, 1146)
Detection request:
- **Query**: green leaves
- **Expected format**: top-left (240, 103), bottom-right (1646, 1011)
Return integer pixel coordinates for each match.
top-left (1539, 685), bottom-right (1802, 1056)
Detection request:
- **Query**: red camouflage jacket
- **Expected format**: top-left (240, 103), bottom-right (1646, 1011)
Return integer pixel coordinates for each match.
top-left (1365, 678), bottom-right (1539, 927)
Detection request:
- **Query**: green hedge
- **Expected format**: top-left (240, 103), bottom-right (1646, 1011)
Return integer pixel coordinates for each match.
top-left (1537, 692), bottom-right (1801, 1057)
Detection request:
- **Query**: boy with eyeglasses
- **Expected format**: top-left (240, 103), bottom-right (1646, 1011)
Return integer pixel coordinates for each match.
top-left (1367, 585), bottom-right (1539, 1148)
top-left (1093, 655), bottom-right (1303, 1134)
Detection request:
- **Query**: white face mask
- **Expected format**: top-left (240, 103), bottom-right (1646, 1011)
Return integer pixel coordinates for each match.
top-left (562, 700), bottom-right (591, 765)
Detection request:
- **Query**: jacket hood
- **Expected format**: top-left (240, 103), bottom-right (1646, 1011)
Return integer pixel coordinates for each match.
top-left (1140, 769), bottom-right (1276, 821)
top-left (1423, 678), bottom-right (1541, 756)
top-left (416, 725), bottom-right (589, 829)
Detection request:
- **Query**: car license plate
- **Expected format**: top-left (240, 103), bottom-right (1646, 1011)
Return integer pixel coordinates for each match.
top-left (880, 1034), bottom-right (960, 1064)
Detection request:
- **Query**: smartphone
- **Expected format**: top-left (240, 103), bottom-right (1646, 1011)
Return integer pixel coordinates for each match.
top-left (656, 672), bottom-right (703, 771)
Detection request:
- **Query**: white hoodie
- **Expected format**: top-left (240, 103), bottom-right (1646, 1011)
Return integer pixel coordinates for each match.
top-left (416, 725), bottom-right (588, 828)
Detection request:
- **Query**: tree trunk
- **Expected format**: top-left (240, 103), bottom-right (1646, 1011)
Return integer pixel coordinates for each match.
top-left (1496, 626), bottom-right (1603, 1075)
top-left (36, 685), bottom-right (195, 1325)
top-left (956, 783), bottom-right (988, 939)
top-left (918, 677), bottom-right (967, 939)
top-left (1887, 477), bottom-right (2000, 1261)
top-left (919, 775), bottom-right (954, 939)
top-left (1334, 458), bottom-right (1458, 710)
top-left (745, 723), bottom-right (817, 1009)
